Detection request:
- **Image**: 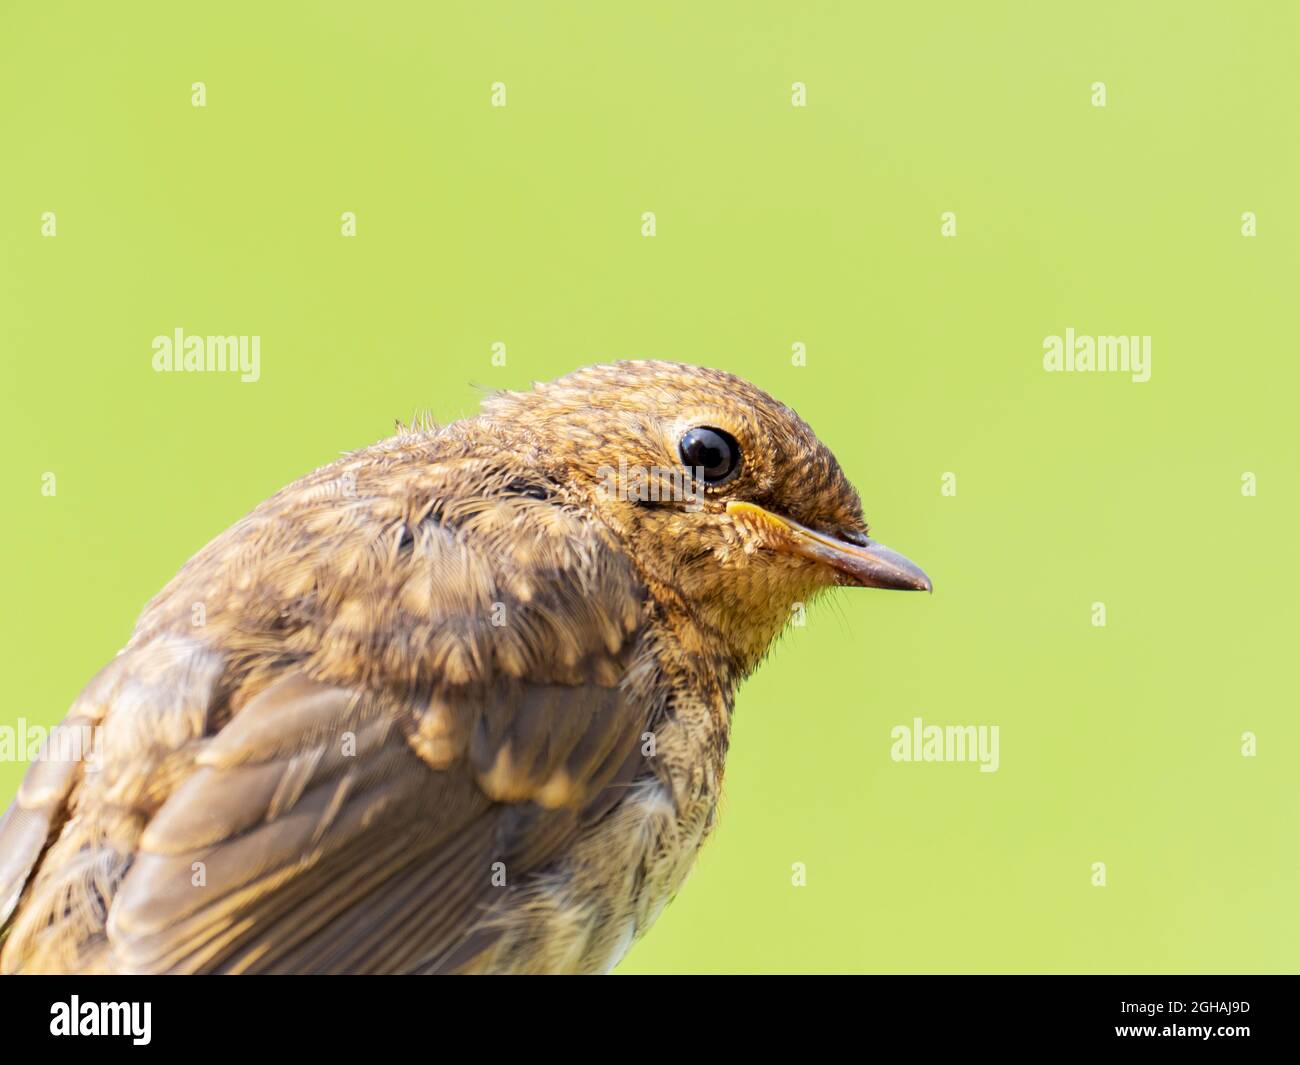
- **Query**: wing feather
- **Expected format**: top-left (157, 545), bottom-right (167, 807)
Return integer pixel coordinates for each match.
top-left (0, 443), bottom-right (660, 974)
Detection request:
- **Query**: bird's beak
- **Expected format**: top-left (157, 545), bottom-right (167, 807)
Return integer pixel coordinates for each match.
top-left (726, 501), bottom-right (932, 592)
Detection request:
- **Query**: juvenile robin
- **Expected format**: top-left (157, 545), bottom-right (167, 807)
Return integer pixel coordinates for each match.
top-left (0, 360), bottom-right (930, 974)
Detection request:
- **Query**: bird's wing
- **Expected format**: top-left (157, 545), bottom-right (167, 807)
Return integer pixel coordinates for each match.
top-left (0, 440), bottom-right (659, 973)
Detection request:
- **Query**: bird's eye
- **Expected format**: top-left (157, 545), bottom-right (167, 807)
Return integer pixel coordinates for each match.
top-left (678, 426), bottom-right (741, 484)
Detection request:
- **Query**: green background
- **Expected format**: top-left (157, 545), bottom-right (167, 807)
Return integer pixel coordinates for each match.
top-left (1, 1), bottom-right (1296, 973)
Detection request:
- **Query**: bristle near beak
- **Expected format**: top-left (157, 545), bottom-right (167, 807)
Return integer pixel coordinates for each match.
top-left (725, 501), bottom-right (932, 592)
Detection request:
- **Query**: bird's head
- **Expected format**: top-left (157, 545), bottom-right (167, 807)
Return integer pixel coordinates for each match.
top-left (482, 361), bottom-right (931, 677)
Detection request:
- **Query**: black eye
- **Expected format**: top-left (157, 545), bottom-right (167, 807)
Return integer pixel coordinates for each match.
top-left (678, 426), bottom-right (741, 484)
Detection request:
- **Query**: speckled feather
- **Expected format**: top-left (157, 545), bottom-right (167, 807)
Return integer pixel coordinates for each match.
top-left (0, 361), bottom-right (878, 974)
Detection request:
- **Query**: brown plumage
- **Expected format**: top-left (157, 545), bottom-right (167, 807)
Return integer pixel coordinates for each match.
top-left (0, 360), bottom-right (930, 974)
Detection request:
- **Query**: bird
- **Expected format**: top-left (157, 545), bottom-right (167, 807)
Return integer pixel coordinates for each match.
top-left (0, 360), bottom-right (931, 974)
